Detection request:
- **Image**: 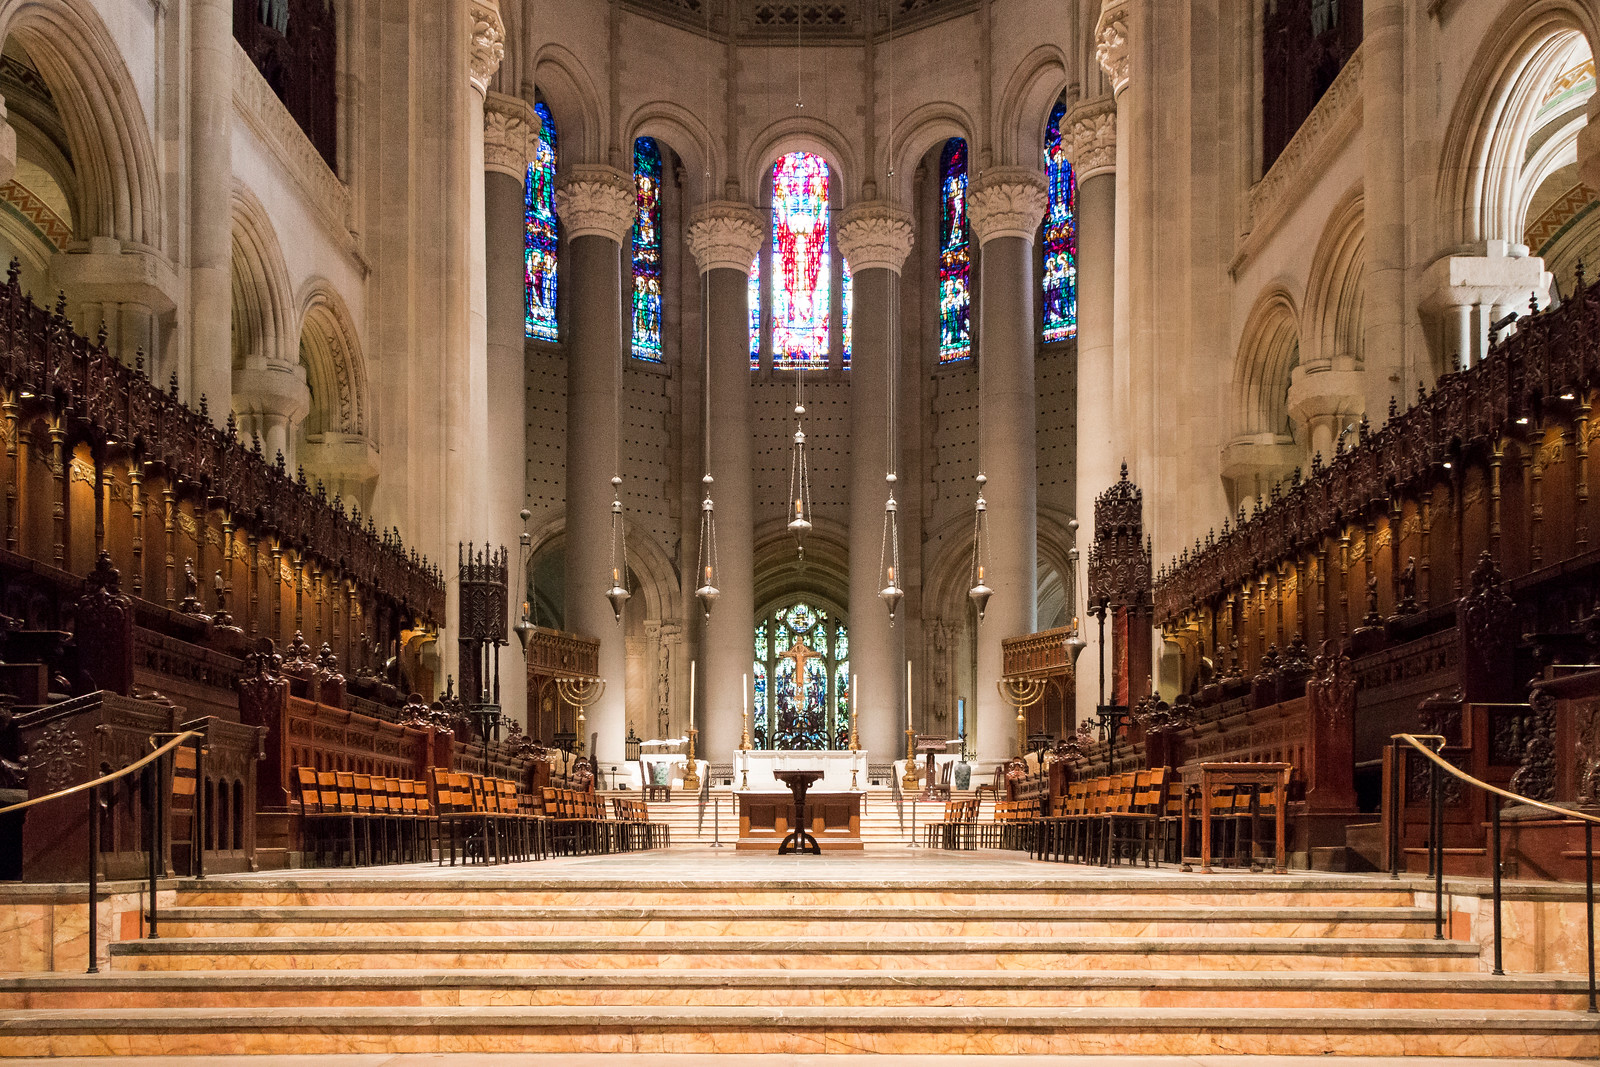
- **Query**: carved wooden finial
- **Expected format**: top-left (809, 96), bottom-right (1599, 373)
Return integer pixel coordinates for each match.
top-left (168, 371), bottom-right (180, 398)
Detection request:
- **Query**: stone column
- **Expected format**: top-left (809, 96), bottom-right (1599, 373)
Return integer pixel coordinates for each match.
top-left (1417, 242), bottom-right (1550, 371)
top-left (685, 202), bottom-right (763, 767)
top-left (189, 0), bottom-right (233, 422)
top-left (1097, 1), bottom-right (1132, 454)
top-left (1063, 100), bottom-right (1117, 731)
top-left (484, 90), bottom-right (539, 728)
top-left (968, 169), bottom-right (1048, 766)
top-left (838, 201), bottom-right (914, 764)
top-left (53, 242), bottom-right (181, 372)
top-left (232, 359), bottom-right (310, 465)
top-left (1363, 0), bottom-right (1406, 420)
top-left (555, 165), bottom-right (635, 764)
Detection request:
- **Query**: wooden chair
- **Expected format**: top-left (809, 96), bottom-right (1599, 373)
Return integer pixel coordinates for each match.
top-left (1106, 770), bottom-right (1161, 866)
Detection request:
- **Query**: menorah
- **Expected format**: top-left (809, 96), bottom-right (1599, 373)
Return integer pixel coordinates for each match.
top-left (997, 677), bottom-right (1047, 758)
top-left (556, 677), bottom-right (605, 756)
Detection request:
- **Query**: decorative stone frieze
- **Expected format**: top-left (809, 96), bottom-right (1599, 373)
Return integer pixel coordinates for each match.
top-left (483, 91), bottom-right (540, 179)
top-left (1095, 1), bottom-right (1130, 97)
top-left (967, 167), bottom-right (1048, 244)
top-left (837, 201), bottom-right (914, 274)
top-left (685, 201), bottom-right (764, 274)
top-left (554, 165), bottom-right (637, 244)
top-left (1063, 99), bottom-right (1117, 181)
top-left (468, 1), bottom-right (505, 97)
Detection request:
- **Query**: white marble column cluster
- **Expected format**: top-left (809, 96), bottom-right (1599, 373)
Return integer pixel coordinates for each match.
top-left (555, 164), bottom-right (636, 763)
top-left (483, 89), bottom-right (540, 727)
top-left (1418, 242), bottom-right (1551, 372)
top-left (968, 169), bottom-right (1048, 763)
top-left (837, 201), bottom-right (914, 762)
top-left (685, 202), bottom-right (764, 766)
top-left (188, 0), bottom-right (234, 422)
top-left (1065, 100), bottom-right (1117, 729)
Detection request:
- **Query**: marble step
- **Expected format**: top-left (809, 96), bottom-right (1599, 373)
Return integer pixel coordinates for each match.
top-left (107, 933), bottom-right (1486, 972)
top-left (1, 968), bottom-right (1589, 1012)
top-left (2, 1004), bottom-right (1596, 1057)
top-left (145, 903), bottom-right (1442, 939)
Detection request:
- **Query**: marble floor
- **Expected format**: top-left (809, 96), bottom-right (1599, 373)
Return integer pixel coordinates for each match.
top-left (3, 1056), bottom-right (1597, 1066)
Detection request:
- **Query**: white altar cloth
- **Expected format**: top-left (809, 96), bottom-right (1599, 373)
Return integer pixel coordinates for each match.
top-left (737, 749), bottom-right (866, 792)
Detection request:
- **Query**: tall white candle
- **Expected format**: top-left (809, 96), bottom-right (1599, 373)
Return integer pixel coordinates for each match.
top-left (689, 660), bottom-right (696, 732)
top-left (743, 672), bottom-right (749, 719)
top-left (906, 660), bottom-right (913, 729)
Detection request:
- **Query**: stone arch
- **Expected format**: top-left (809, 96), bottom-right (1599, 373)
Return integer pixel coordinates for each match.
top-left (1303, 188), bottom-right (1365, 371)
top-left (0, 0), bottom-right (161, 249)
top-left (295, 278), bottom-right (370, 439)
top-left (625, 101), bottom-right (721, 207)
top-left (743, 117), bottom-right (858, 208)
top-left (884, 102), bottom-right (976, 208)
top-left (753, 516), bottom-right (849, 617)
top-left (532, 44), bottom-right (603, 167)
top-left (1436, 1), bottom-right (1600, 251)
top-left (995, 43), bottom-right (1070, 169)
top-left (1234, 286), bottom-right (1301, 439)
top-left (230, 184), bottom-right (297, 371)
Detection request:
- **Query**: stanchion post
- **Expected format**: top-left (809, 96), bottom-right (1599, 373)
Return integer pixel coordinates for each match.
top-left (1491, 797), bottom-right (1503, 975)
top-left (86, 784), bottom-right (99, 974)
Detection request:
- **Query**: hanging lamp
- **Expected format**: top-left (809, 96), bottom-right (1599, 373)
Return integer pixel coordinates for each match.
top-left (514, 507), bottom-right (537, 653)
top-left (696, 474), bottom-right (720, 619)
top-left (605, 475), bottom-right (631, 622)
top-left (787, 387), bottom-right (813, 557)
top-left (968, 473), bottom-right (992, 620)
top-left (879, 473), bottom-right (903, 622)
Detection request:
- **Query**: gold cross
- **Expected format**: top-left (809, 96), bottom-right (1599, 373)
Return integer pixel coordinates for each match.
top-left (778, 636), bottom-right (821, 678)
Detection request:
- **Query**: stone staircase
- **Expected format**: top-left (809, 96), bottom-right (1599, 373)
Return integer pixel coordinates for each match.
top-left (1, 859), bottom-right (1597, 1057)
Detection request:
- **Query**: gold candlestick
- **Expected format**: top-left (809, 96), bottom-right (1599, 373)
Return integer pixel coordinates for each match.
top-left (902, 727), bottom-right (919, 791)
top-left (849, 718), bottom-right (860, 790)
top-left (682, 727), bottom-right (701, 791)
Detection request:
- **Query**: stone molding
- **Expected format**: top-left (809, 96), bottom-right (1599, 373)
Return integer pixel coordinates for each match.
top-left (554, 165), bottom-right (636, 244)
top-left (1095, 1), bottom-right (1130, 97)
top-left (685, 201), bottom-right (764, 274)
top-left (837, 201), bottom-right (914, 273)
top-left (468, 1), bottom-right (505, 97)
top-left (968, 167), bottom-right (1048, 244)
top-left (1063, 98), bottom-right (1117, 181)
top-left (232, 45), bottom-right (352, 247)
top-left (483, 91), bottom-right (540, 179)
top-left (233, 357), bottom-right (312, 425)
top-left (1234, 44), bottom-right (1363, 274)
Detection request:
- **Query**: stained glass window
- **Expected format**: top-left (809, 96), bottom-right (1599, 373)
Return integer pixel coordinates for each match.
top-left (770, 152), bottom-right (831, 370)
top-left (631, 137), bottom-right (663, 361)
top-left (938, 138), bottom-right (972, 362)
top-left (749, 253), bottom-right (761, 368)
top-left (525, 100), bottom-right (559, 342)
top-left (752, 600), bottom-right (849, 750)
top-left (1043, 100), bottom-right (1078, 343)
top-left (841, 260), bottom-right (853, 370)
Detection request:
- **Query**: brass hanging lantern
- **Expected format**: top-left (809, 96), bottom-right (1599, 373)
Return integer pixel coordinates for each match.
top-left (695, 473), bottom-right (720, 619)
top-left (605, 476), bottom-right (630, 623)
top-left (879, 472), bottom-right (903, 622)
top-left (968, 473), bottom-right (992, 620)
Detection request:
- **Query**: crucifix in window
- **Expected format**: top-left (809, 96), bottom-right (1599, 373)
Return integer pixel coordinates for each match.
top-left (778, 636), bottom-right (821, 679)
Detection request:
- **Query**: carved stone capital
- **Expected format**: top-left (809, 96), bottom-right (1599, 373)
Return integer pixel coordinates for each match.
top-left (685, 201), bottom-right (764, 274)
top-left (1062, 99), bottom-right (1117, 180)
top-left (483, 91), bottom-right (541, 179)
top-left (837, 201), bottom-right (914, 274)
top-left (1095, 1), bottom-right (1130, 97)
top-left (967, 167), bottom-right (1048, 244)
top-left (554, 165), bottom-right (636, 244)
top-left (468, 0), bottom-right (505, 97)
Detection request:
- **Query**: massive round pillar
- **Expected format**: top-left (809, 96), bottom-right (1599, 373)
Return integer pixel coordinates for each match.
top-left (188, 0), bottom-right (233, 420)
top-left (555, 165), bottom-right (636, 763)
top-left (837, 202), bottom-right (914, 764)
top-left (968, 168), bottom-right (1048, 766)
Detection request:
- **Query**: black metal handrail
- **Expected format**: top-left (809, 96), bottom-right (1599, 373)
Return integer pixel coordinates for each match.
top-left (0, 728), bottom-right (206, 973)
top-left (1389, 732), bottom-right (1597, 1012)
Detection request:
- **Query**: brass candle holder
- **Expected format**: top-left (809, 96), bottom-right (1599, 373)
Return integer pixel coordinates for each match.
top-left (849, 719), bottom-right (860, 790)
top-left (901, 727), bottom-right (919, 791)
top-left (681, 727), bottom-right (701, 792)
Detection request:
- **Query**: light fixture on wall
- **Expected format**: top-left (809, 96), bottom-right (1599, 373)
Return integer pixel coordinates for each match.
top-left (696, 474), bottom-right (720, 619)
top-left (968, 473), bottom-right (992, 621)
top-left (605, 475), bottom-right (630, 623)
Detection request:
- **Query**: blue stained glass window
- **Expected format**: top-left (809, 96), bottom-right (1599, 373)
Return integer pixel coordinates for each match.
top-left (1043, 100), bottom-right (1078, 342)
top-left (841, 260), bottom-right (853, 370)
top-left (525, 101), bottom-right (559, 342)
top-left (751, 601), bottom-right (849, 750)
top-left (749, 253), bottom-right (761, 368)
top-left (631, 137), bottom-right (663, 361)
top-left (938, 138), bottom-right (972, 362)
top-left (770, 152), bottom-right (831, 370)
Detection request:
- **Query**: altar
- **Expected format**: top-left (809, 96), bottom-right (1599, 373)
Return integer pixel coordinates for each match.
top-left (736, 749), bottom-right (866, 792)
top-left (736, 790), bottom-right (863, 851)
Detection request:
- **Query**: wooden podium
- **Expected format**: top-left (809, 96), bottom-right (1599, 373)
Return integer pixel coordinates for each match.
top-left (736, 790), bottom-right (863, 851)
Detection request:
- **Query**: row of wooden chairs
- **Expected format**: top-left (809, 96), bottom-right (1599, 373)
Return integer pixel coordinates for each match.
top-left (430, 768), bottom-right (546, 865)
top-left (924, 798), bottom-right (981, 850)
top-left (295, 768), bottom-right (439, 866)
top-left (611, 796), bottom-right (670, 850)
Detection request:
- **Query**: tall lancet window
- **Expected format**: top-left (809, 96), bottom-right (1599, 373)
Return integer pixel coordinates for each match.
top-left (841, 260), bottom-right (853, 369)
top-left (748, 253), bottom-right (761, 367)
top-left (938, 138), bottom-right (972, 362)
top-left (631, 137), bottom-right (663, 361)
top-left (1043, 99), bottom-right (1078, 342)
top-left (752, 601), bottom-right (850, 751)
top-left (770, 151), bottom-right (831, 370)
top-left (525, 100), bottom-right (559, 342)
